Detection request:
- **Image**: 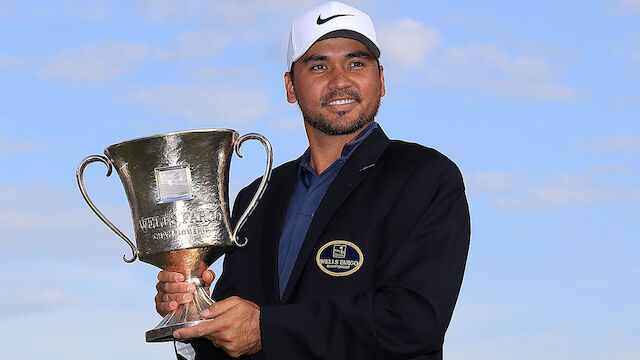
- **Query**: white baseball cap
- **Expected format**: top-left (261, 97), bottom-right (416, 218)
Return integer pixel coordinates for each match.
top-left (286, 1), bottom-right (381, 71)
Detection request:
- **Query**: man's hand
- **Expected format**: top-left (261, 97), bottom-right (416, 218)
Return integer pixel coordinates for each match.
top-left (173, 296), bottom-right (262, 358)
top-left (154, 270), bottom-right (215, 316)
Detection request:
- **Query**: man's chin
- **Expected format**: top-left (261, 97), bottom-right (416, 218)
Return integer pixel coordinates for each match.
top-left (300, 99), bottom-right (379, 136)
top-left (304, 116), bottom-right (370, 136)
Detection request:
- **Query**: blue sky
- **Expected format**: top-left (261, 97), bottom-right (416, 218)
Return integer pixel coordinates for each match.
top-left (1, 1), bottom-right (639, 359)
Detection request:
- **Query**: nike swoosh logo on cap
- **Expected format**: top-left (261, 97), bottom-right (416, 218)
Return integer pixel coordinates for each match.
top-left (316, 14), bottom-right (353, 25)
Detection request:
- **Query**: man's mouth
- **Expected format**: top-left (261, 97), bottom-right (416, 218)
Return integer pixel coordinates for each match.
top-left (326, 99), bottom-right (356, 106)
top-left (321, 90), bottom-right (361, 107)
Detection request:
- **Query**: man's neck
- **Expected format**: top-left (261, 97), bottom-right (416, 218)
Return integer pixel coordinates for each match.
top-left (303, 121), bottom-right (372, 175)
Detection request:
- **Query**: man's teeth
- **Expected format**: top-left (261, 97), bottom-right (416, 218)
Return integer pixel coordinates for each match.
top-left (327, 99), bottom-right (355, 105)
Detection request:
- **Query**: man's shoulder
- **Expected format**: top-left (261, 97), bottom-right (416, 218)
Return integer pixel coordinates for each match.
top-left (373, 139), bottom-right (466, 198)
top-left (261, 157), bottom-right (299, 183)
top-left (236, 158), bottom-right (298, 199)
top-left (381, 139), bottom-right (461, 175)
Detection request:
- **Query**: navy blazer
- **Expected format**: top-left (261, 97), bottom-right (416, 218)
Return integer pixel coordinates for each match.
top-left (192, 126), bottom-right (470, 360)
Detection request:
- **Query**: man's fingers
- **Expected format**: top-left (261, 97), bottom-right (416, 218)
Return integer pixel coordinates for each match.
top-left (202, 269), bottom-right (216, 285)
top-left (173, 319), bottom-right (220, 340)
top-left (155, 294), bottom-right (196, 316)
top-left (154, 292), bottom-right (198, 314)
top-left (155, 270), bottom-right (215, 318)
top-left (155, 292), bottom-right (194, 304)
top-left (156, 281), bottom-right (196, 294)
top-left (154, 284), bottom-right (195, 317)
top-left (201, 296), bottom-right (242, 318)
top-left (156, 300), bottom-right (177, 316)
top-left (157, 270), bottom-right (185, 283)
top-left (171, 298), bottom-right (261, 357)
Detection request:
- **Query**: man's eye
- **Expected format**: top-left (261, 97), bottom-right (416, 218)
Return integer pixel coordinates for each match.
top-left (349, 61), bottom-right (364, 68)
top-left (311, 64), bottom-right (326, 71)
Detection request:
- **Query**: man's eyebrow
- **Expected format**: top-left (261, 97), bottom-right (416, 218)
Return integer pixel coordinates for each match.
top-left (346, 50), bottom-right (373, 59)
top-left (302, 55), bottom-right (327, 63)
top-left (302, 51), bottom-right (373, 63)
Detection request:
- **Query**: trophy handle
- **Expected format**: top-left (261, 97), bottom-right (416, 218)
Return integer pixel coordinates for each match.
top-left (232, 133), bottom-right (273, 247)
top-left (76, 155), bottom-right (139, 263)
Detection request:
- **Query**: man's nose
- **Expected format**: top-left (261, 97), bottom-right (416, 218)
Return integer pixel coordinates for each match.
top-left (327, 68), bottom-right (352, 89)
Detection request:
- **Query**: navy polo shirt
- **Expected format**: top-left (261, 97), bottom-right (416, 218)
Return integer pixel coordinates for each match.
top-left (277, 122), bottom-right (378, 297)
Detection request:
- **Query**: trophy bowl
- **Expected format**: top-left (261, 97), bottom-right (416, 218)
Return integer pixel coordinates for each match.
top-left (76, 129), bottom-right (272, 342)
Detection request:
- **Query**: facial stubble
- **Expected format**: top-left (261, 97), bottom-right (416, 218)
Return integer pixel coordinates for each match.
top-left (297, 89), bottom-right (381, 136)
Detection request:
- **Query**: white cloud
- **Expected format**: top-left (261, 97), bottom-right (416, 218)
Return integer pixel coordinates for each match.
top-left (588, 164), bottom-right (636, 175)
top-left (208, 0), bottom-right (321, 24)
top-left (0, 287), bottom-right (77, 317)
top-left (493, 174), bottom-right (640, 210)
top-left (0, 182), bottom-right (133, 260)
top-left (190, 65), bottom-right (262, 82)
top-left (0, 55), bottom-right (28, 69)
top-left (464, 170), bottom-right (640, 209)
top-left (615, 36), bottom-right (640, 67)
top-left (131, 0), bottom-right (365, 25)
top-left (375, 17), bottom-right (578, 101)
top-left (378, 18), bottom-right (441, 68)
top-left (432, 44), bottom-right (579, 100)
top-left (465, 172), bottom-right (521, 197)
top-left (605, 0), bottom-right (640, 14)
top-left (60, 1), bottom-right (113, 20)
top-left (611, 94), bottom-right (640, 107)
top-left (0, 209), bottom-right (39, 229)
top-left (0, 133), bottom-right (44, 155)
top-left (121, 84), bottom-right (272, 124)
top-left (130, 0), bottom-right (205, 22)
top-left (632, 37), bottom-right (640, 62)
top-left (579, 135), bottom-right (640, 152)
top-left (155, 30), bottom-right (229, 61)
top-left (28, 287), bottom-right (74, 305)
top-left (37, 42), bottom-right (148, 82)
top-left (0, 2), bottom-right (113, 20)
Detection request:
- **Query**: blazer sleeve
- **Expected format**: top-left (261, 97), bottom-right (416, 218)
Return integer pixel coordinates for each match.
top-left (259, 160), bottom-right (470, 359)
top-left (210, 185), bottom-right (253, 302)
top-left (188, 187), bottom-right (253, 360)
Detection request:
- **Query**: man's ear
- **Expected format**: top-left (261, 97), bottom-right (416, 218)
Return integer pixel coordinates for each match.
top-left (284, 72), bottom-right (297, 104)
top-left (379, 65), bottom-right (386, 97)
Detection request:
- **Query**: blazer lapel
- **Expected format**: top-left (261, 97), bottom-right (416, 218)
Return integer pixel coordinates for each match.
top-left (281, 127), bottom-right (390, 302)
top-left (258, 160), bottom-right (299, 305)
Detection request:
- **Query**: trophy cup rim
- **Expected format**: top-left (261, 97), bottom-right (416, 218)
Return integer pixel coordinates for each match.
top-left (104, 128), bottom-right (239, 152)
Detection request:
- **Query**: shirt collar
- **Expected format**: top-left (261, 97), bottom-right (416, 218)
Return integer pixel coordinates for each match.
top-left (298, 122), bottom-right (379, 176)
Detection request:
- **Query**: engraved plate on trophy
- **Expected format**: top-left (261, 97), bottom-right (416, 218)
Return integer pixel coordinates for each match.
top-left (155, 165), bottom-right (194, 203)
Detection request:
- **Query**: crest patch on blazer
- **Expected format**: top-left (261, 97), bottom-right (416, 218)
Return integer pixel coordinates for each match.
top-left (316, 240), bottom-right (363, 276)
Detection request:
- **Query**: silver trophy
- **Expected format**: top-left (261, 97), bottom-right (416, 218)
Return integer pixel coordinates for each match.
top-left (76, 129), bottom-right (272, 342)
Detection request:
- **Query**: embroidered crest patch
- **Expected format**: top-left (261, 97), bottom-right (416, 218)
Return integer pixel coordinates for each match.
top-left (316, 240), bottom-right (364, 277)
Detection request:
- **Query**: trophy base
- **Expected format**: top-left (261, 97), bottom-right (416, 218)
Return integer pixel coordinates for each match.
top-left (145, 319), bottom-right (212, 343)
top-left (146, 283), bottom-right (214, 342)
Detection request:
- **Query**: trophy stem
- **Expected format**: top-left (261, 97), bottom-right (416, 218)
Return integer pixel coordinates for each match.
top-left (145, 280), bottom-right (214, 342)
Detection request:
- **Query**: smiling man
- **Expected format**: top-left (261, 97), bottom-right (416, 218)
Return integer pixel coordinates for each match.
top-left (287, 37), bottom-right (383, 137)
top-left (155, 2), bottom-right (470, 359)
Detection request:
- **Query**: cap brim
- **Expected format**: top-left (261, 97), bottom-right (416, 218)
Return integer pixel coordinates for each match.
top-left (316, 29), bottom-right (381, 58)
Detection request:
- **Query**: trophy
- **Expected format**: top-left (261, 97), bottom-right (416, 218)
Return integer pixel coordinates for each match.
top-left (76, 129), bottom-right (272, 342)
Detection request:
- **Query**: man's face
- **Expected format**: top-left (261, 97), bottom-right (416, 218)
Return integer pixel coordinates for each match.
top-left (285, 37), bottom-right (385, 136)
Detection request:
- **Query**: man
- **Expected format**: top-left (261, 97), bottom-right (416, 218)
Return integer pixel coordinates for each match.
top-left (155, 2), bottom-right (470, 359)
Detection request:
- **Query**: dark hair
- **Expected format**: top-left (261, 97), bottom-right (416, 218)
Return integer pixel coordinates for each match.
top-left (289, 61), bottom-right (297, 84)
